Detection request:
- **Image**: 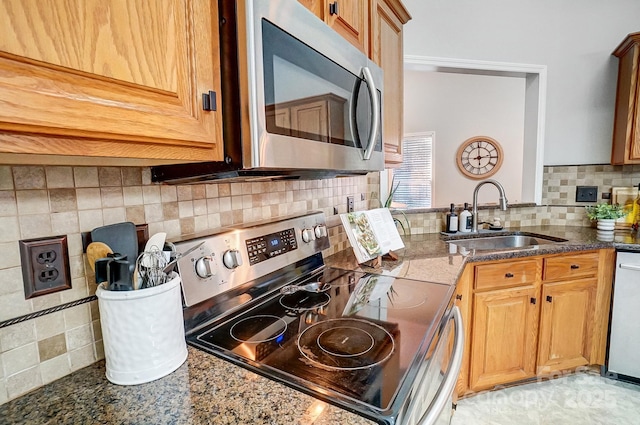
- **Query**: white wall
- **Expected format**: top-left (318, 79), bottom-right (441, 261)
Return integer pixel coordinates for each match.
top-left (404, 71), bottom-right (525, 207)
top-left (401, 0), bottom-right (640, 165)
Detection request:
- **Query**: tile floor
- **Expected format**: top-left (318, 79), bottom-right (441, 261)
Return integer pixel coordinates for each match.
top-left (451, 372), bottom-right (640, 425)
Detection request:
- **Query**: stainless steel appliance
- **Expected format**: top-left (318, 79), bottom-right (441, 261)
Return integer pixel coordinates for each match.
top-left (174, 212), bottom-right (463, 424)
top-left (152, 0), bottom-right (384, 184)
top-left (605, 250), bottom-right (640, 383)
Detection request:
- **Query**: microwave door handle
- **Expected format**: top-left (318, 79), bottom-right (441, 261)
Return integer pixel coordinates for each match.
top-left (361, 67), bottom-right (380, 160)
top-left (417, 306), bottom-right (464, 425)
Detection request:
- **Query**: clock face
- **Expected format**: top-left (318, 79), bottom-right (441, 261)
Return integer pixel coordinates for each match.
top-left (456, 136), bottom-right (504, 179)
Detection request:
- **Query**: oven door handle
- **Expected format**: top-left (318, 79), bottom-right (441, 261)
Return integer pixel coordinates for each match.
top-left (361, 66), bottom-right (380, 161)
top-left (417, 305), bottom-right (464, 425)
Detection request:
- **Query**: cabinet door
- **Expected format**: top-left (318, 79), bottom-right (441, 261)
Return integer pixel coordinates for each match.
top-left (611, 33), bottom-right (640, 164)
top-left (370, 0), bottom-right (410, 166)
top-left (469, 286), bottom-right (540, 391)
top-left (325, 0), bottom-right (368, 53)
top-left (298, 0), bottom-right (367, 53)
top-left (0, 0), bottom-right (223, 163)
top-left (537, 279), bottom-right (597, 375)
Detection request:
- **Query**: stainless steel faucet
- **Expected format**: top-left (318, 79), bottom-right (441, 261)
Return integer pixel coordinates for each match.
top-left (472, 179), bottom-right (508, 233)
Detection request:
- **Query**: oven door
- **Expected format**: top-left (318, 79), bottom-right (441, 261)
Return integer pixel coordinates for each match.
top-left (246, 0), bottom-right (384, 172)
top-left (402, 306), bottom-right (464, 425)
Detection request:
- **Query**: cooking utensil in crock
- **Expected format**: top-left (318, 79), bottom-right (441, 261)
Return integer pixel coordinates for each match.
top-left (161, 241), bottom-right (206, 274)
top-left (86, 242), bottom-right (113, 272)
top-left (91, 222), bottom-right (139, 268)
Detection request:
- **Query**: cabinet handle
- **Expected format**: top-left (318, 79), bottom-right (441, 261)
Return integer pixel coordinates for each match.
top-left (546, 295), bottom-right (553, 303)
top-left (530, 297), bottom-right (537, 305)
top-left (329, 1), bottom-right (339, 15)
top-left (202, 90), bottom-right (217, 111)
top-left (570, 264), bottom-right (579, 269)
top-left (505, 272), bottom-right (514, 278)
top-left (455, 294), bottom-right (463, 301)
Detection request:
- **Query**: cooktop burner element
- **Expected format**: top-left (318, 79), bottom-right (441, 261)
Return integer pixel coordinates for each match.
top-left (298, 318), bottom-right (394, 371)
top-left (229, 315), bottom-right (287, 343)
top-left (279, 291), bottom-right (331, 312)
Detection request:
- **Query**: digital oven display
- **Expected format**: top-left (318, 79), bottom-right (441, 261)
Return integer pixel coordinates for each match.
top-left (245, 228), bottom-right (298, 265)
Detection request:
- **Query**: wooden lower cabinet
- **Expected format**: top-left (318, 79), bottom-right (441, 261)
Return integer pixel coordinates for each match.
top-left (469, 285), bottom-right (540, 391)
top-left (457, 249), bottom-right (614, 397)
top-left (537, 278), bottom-right (597, 375)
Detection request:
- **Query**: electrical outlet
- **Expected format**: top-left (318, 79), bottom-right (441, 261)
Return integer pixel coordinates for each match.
top-left (19, 235), bottom-right (72, 299)
top-left (347, 196), bottom-right (354, 212)
top-left (576, 186), bottom-right (598, 202)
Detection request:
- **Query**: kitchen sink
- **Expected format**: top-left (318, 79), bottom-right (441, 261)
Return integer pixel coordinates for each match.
top-left (448, 233), bottom-right (567, 252)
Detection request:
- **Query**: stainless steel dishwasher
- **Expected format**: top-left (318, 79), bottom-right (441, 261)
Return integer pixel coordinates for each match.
top-left (605, 250), bottom-right (640, 383)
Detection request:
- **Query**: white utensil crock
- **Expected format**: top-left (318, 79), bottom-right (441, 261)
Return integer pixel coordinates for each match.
top-left (96, 273), bottom-right (187, 385)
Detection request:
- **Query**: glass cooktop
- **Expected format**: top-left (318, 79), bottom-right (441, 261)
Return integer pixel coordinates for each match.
top-left (188, 267), bottom-right (454, 417)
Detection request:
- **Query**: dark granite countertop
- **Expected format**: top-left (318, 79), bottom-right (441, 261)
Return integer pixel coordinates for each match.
top-left (0, 346), bottom-right (375, 425)
top-left (324, 226), bottom-right (640, 284)
top-left (2, 226), bottom-right (638, 424)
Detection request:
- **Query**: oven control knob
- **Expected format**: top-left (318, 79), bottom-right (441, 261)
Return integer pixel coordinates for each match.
top-left (301, 228), bottom-right (316, 243)
top-left (314, 224), bottom-right (327, 239)
top-left (222, 249), bottom-right (243, 269)
top-left (194, 256), bottom-right (215, 279)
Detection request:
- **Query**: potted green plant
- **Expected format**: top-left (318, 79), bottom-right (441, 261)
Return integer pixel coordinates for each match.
top-left (585, 203), bottom-right (627, 231)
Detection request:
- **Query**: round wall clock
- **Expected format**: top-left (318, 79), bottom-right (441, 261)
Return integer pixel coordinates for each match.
top-left (456, 136), bottom-right (504, 179)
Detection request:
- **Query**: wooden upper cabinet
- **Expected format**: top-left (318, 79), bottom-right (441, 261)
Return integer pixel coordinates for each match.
top-left (0, 0), bottom-right (223, 164)
top-left (369, 0), bottom-right (411, 166)
top-left (611, 31), bottom-right (640, 164)
top-left (299, 0), bottom-right (368, 54)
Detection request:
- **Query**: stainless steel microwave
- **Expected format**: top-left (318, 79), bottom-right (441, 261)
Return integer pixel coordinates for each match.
top-left (152, 0), bottom-right (384, 184)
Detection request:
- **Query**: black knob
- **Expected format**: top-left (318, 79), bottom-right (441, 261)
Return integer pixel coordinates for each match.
top-left (455, 294), bottom-right (463, 301)
top-left (505, 272), bottom-right (514, 278)
top-left (570, 264), bottom-right (579, 269)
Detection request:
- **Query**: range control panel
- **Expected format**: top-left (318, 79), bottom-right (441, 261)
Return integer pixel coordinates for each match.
top-left (174, 212), bottom-right (329, 307)
top-left (246, 228), bottom-right (297, 265)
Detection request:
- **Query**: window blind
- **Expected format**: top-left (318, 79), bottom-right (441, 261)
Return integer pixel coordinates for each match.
top-left (392, 133), bottom-right (433, 208)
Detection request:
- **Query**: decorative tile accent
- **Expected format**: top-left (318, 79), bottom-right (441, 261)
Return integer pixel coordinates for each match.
top-left (0, 167), bottom-right (14, 191)
top-left (12, 166), bottom-right (45, 190)
top-left (37, 334), bottom-right (67, 362)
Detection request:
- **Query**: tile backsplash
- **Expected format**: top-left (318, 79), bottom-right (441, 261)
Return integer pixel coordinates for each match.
top-left (0, 163), bottom-right (639, 403)
top-left (0, 165), bottom-right (376, 403)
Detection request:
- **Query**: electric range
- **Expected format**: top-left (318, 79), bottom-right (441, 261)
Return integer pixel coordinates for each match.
top-left (174, 212), bottom-right (457, 424)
